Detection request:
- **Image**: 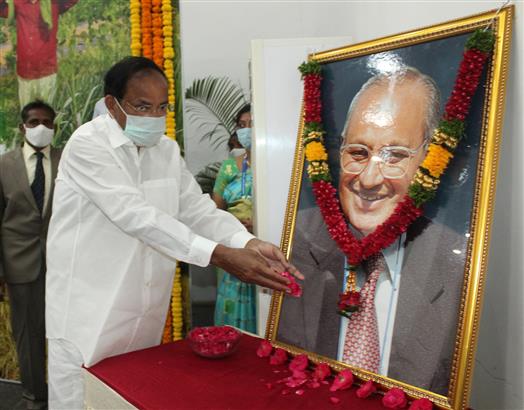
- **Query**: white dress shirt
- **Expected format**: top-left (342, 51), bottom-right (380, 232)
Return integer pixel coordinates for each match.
top-left (46, 114), bottom-right (254, 366)
top-left (337, 235), bottom-right (405, 375)
top-left (22, 142), bottom-right (52, 213)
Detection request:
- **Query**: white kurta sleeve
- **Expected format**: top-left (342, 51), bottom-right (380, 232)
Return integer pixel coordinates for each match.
top-left (176, 156), bottom-right (255, 249)
top-left (60, 132), bottom-right (248, 267)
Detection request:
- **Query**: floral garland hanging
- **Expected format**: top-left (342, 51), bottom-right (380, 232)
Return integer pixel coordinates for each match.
top-left (171, 264), bottom-right (183, 340)
top-left (131, 0), bottom-right (180, 341)
top-left (300, 30), bottom-right (495, 318)
top-left (141, 0), bottom-right (153, 59)
top-left (151, 0), bottom-right (164, 68)
top-left (130, 0), bottom-right (141, 56)
top-left (162, 0), bottom-right (176, 139)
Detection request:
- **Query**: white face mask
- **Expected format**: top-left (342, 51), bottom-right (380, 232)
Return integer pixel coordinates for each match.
top-left (114, 99), bottom-right (166, 147)
top-left (24, 124), bottom-right (54, 148)
top-left (229, 148), bottom-right (246, 158)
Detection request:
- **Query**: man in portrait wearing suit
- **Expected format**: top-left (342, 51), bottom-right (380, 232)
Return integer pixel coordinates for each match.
top-left (0, 100), bottom-right (61, 409)
top-left (278, 68), bottom-right (466, 395)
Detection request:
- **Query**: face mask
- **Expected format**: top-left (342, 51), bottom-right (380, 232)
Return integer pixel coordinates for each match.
top-left (24, 124), bottom-right (53, 148)
top-left (237, 127), bottom-right (252, 150)
top-left (114, 99), bottom-right (166, 147)
top-left (229, 148), bottom-right (246, 158)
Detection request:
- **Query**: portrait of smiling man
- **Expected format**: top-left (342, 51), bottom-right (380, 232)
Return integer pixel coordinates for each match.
top-left (278, 66), bottom-right (468, 395)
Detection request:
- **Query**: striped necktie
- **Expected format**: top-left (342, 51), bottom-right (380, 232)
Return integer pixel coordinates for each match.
top-left (342, 253), bottom-right (385, 373)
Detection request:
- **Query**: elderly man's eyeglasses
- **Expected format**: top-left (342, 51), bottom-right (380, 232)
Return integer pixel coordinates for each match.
top-left (339, 141), bottom-right (426, 179)
top-left (122, 100), bottom-right (174, 115)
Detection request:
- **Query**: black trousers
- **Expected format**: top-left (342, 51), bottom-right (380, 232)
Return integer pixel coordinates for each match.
top-left (7, 271), bottom-right (47, 409)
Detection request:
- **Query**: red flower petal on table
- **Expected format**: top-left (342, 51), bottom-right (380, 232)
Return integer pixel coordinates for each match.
top-left (295, 389), bottom-right (305, 396)
top-left (408, 398), bottom-right (433, 410)
top-left (307, 380), bottom-right (321, 389)
top-left (289, 354), bottom-right (309, 372)
top-left (269, 348), bottom-right (288, 365)
top-left (382, 388), bottom-right (408, 409)
top-left (291, 369), bottom-right (308, 380)
top-left (256, 340), bottom-right (273, 358)
top-left (312, 362), bottom-right (331, 381)
top-left (329, 369), bottom-right (354, 392)
top-left (329, 397), bottom-right (341, 404)
top-left (281, 388), bottom-right (291, 396)
top-left (356, 380), bottom-right (377, 399)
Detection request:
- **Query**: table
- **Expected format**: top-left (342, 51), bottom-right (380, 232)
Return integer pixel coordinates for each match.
top-left (85, 334), bottom-right (387, 410)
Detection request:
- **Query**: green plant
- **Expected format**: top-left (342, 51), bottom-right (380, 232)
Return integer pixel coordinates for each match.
top-left (185, 76), bottom-right (247, 150)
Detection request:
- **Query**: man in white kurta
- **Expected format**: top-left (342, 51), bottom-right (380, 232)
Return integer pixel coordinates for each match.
top-left (45, 57), bottom-right (298, 409)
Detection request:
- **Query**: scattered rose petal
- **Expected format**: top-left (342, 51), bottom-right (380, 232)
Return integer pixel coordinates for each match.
top-left (329, 369), bottom-right (354, 392)
top-left (281, 271), bottom-right (303, 297)
top-left (291, 369), bottom-right (308, 380)
top-left (289, 354), bottom-right (309, 372)
top-left (356, 380), bottom-right (377, 399)
top-left (329, 397), bottom-right (341, 404)
top-left (383, 388), bottom-right (408, 409)
top-left (265, 383), bottom-right (274, 390)
top-left (307, 381), bottom-right (321, 389)
top-left (281, 389), bottom-right (291, 396)
top-left (408, 398), bottom-right (433, 410)
top-left (313, 362), bottom-right (331, 381)
top-left (286, 377), bottom-right (308, 388)
top-left (321, 380), bottom-right (330, 385)
top-left (256, 340), bottom-right (273, 358)
top-left (273, 370), bottom-right (281, 374)
top-left (295, 389), bottom-right (305, 396)
top-left (269, 348), bottom-right (288, 365)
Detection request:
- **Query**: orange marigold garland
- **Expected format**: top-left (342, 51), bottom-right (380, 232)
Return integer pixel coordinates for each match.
top-left (171, 264), bottom-right (183, 340)
top-left (162, 0), bottom-right (176, 139)
top-left (130, 0), bottom-right (141, 56)
top-left (151, 0), bottom-right (164, 68)
top-left (141, 0), bottom-right (153, 59)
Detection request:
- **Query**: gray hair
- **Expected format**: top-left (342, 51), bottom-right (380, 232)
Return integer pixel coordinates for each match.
top-left (342, 67), bottom-right (441, 145)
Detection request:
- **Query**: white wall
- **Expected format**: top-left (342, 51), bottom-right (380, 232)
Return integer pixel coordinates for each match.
top-left (180, 1), bottom-right (523, 408)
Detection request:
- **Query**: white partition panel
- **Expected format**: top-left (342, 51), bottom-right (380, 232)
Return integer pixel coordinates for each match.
top-left (250, 37), bottom-right (352, 336)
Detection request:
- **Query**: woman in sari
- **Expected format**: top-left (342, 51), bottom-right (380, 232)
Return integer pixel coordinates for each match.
top-left (212, 105), bottom-right (256, 332)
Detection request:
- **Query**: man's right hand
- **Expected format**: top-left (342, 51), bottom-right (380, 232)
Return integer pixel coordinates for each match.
top-left (210, 244), bottom-right (290, 292)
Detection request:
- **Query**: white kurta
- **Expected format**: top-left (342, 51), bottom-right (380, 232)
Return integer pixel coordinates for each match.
top-left (46, 114), bottom-right (254, 367)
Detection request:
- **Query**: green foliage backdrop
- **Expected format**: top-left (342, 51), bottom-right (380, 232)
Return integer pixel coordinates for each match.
top-left (0, 0), bottom-right (130, 148)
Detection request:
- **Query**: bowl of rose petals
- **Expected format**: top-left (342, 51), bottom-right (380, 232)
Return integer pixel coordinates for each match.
top-left (187, 325), bottom-right (242, 359)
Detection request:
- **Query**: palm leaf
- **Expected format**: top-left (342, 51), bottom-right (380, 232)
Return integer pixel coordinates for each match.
top-left (185, 76), bottom-right (247, 149)
top-left (194, 161), bottom-right (223, 195)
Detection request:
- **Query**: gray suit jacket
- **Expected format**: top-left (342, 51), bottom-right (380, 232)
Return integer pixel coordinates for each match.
top-left (277, 206), bottom-right (466, 395)
top-left (0, 146), bottom-right (61, 284)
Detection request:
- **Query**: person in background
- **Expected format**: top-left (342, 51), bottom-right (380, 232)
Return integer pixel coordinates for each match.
top-left (212, 104), bottom-right (257, 332)
top-left (0, 100), bottom-right (61, 410)
top-left (45, 59), bottom-right (301, 409)
top-left (0, 0), bottom-right (78, 107)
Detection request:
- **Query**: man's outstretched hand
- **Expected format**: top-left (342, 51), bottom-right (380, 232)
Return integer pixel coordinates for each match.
top-left (210, 239), bottom-right (303, 292)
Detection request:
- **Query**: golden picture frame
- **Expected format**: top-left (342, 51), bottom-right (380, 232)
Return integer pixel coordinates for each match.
top-left (266, 6), bottom-right (513, 410)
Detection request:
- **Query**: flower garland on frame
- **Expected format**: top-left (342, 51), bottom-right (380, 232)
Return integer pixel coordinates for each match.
top-left (300, 30), bottom-right (495, 318)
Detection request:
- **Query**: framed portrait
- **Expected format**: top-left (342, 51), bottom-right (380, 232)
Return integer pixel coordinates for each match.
top-left (266, 6), bottom-right (513, 410)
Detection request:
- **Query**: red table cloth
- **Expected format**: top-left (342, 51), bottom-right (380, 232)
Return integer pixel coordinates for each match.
top-left (87, 334), bottom-right (387, 410)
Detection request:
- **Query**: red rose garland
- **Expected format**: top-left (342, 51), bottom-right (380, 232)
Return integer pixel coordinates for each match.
top-left (299, 30), bottom-right (494, 317)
